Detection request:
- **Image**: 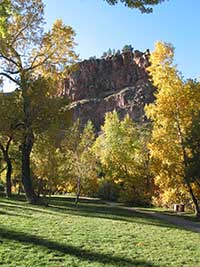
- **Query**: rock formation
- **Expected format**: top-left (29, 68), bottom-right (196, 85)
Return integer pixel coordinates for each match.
top-left (62, 49), bottom-right (155, 130)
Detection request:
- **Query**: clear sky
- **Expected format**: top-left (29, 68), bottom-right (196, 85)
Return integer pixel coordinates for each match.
top-left (42, 0), bottom-right (200, 80)
top-left (3, 0), bottom-right (200, 92)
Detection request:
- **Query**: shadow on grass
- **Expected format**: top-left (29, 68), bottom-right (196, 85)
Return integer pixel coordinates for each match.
top-left (0, 195), bottom-right (179, 230)
top-left (0, 208), bottom-right (31, 218)
top-left (0, 227), bottom-right (156, 267)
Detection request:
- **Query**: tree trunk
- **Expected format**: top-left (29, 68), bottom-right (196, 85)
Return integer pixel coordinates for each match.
top-left (4, 153), bottom-right (12, 198)
top-left (17, 184), bottom-right (21, 195)
top-left (174, 113), bottom-right (200, 218)
top-left (37, 179), bottom-right (43, 197)
top-left (21, 76), bottom-right (38, 204)
top-left (186, 180), bottom-right (200, 218)
top-left (21, 130), bottom-right (38, 204)
top-left (0, 143), bottom-right (12, 198)
top-left (75, 176), bottom-right (81, 205)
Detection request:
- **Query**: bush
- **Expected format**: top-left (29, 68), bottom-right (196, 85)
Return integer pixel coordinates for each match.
top-left (97, 179), bottom-right (120, 201)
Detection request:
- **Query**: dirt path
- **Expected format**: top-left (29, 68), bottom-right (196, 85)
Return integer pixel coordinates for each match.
top-left (129, 207), bottom-right (200, 233)
top-left (105, 201), bottom-right (200, 233)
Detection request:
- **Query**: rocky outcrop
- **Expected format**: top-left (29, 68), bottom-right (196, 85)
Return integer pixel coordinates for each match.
top-left (63, 49), bottom-right (155, 130)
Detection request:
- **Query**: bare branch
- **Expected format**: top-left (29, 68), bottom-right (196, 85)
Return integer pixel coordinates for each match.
top-left (2, 69), bottom-right (20, 75)
top-left (0, 54), bottom-right (19, 68)
top-left (10, 47), bottom-right (23, 69)
top-left (15, 122), bottom-right (25, 128)
top-left (26, 51), bottom-right (54, 72)
top-left (0, 72), bottom-right (20, 85)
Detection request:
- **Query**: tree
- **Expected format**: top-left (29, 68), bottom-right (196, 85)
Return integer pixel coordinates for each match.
top-left (0, 0), bottom-right (77, 204)
top-left (145, 42), bottom-right (200, 217)
top-left (0, 91), bottom-right (22, 197)
top-left (116, 49), bottom-right (121, 55)
top-left (93, 111), bottom-right (150, 204)
top-left (107, 48), bottom-right (112, 57)
top-left (105, 0), bottom-right (167, 13)
top-left (186, 109), bottom-right (200, 189)
top-left (101, 51), bottom-right (107, 59)
top-left (61, 121), bottom-right (98, 204)
top-left (31, 133), bottom-right (65, 197)
top-left (122, 44), bottom-right (133, 53)
top-left (0, 0), bottom-right (11, 38)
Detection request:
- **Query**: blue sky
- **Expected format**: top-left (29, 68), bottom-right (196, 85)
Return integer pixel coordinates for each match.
top-left (3, 0), bottom-right (200, 92)
top-left (42, 0), bottom-right (200, 80)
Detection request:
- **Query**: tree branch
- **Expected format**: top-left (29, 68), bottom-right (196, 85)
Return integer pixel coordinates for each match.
top-left (2, 69), bottom-right (20, 75)
top-left (0, 167), bottom-right (6, 174)
top-left (5, 136), bottom-right (12, 153)
top-left (0, 72), bottom-right (20, 86)
top-left (0, 54), bottom-right (19, 68)
top-left (0, 142), bottom-right (5, 154)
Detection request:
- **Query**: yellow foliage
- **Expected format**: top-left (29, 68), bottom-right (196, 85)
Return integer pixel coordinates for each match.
top-left (146, 41), bottom-right (200, 206)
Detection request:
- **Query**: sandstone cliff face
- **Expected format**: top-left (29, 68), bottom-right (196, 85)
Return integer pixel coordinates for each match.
top-left (63, 49), bottom-right (154, 130)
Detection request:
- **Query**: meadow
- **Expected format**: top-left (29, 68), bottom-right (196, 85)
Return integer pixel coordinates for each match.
top-left (0, 195), bottom-right (199, 267)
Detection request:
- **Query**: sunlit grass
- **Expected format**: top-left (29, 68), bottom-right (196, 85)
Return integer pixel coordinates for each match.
top-left (0, 195), bottom-right (200, 267)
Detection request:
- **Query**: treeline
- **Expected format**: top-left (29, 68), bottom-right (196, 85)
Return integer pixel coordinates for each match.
top-left (0, 108), bottom-right (152, 205)
top-left (101, 45), bottom-right (134, 59)
top-left (1, 41), bottom-right (200, 217)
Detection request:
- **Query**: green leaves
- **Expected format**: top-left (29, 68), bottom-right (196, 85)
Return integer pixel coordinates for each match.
top-left (105, 0), bottom-right (167, 13)
top-left (60, 121), bottom-right (98, 196)
top-left (145, 42), bottom-right (200, 207)
top-left (0, 0), bottom-right (11, 38)
top-left (93, 111), bottom-right (150, 203)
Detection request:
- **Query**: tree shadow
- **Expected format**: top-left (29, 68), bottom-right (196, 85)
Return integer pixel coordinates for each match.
top-left (0, 208), bottom-right (30, 218)
top-left (0, 227), bottom-right (157, 267)
top-left (0, 196), bottom-right (180, 230)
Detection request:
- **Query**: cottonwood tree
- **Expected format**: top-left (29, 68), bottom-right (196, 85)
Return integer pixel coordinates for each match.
top-left (185, 107), bottom-right (200, 192)
top-left (31, 133), bottom-right (64, 197)
top-left (61, 121), bottom-right (97, 205)
top-left (0, 0), bottom-right (11, 37)
top-left (0, 0), bottom-right (77, 204)
top-left (0, 91), bottom-right (22, 197)
top-left (145, 42), bottom-right (200, 217)
top-left (105, 0), bottom-right (167, 13)
top-left (93, 111), bottom-right (149, 204)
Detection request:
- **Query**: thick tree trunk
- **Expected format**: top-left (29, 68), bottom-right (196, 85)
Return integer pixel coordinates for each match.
top-left (21, 76), bottom-right (38, 204)
top-left (21, 130), bottom-right (38, 204)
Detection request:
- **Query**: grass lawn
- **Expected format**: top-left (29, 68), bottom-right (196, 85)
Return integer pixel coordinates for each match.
top-left (0, 195), bottom-right (200, 267)
top-left (136, 207), bottom-right (198, 222)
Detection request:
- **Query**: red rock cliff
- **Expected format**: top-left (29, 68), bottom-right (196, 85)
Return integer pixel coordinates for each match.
top-left (63, 49), bottom-right (154, 130)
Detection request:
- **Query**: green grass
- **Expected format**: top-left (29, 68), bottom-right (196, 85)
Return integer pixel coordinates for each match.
top-left (0, 195), bottom-right (200, 267)
top-left (136, 206), bottom-right (198, 221)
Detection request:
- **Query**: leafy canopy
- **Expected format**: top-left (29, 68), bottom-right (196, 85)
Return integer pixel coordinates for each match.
top-left (145, 41), bottom-right (200, 206)
top-left (105, 0), bottom-right (168, 13)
